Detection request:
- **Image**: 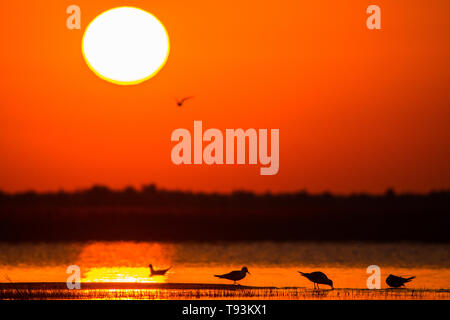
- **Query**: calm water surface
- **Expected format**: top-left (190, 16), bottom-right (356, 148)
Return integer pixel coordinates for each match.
top-left (1, 241), bottom-right (449, 290)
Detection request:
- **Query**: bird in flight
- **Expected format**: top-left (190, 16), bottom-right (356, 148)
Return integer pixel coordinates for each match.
top-left (298, 271), bottom-right (334, 289)
top-left (215, 266), bottom-right (250, 285)
top-left (386, 274), bottom-right (415, 288)
top-left (175, 96), bottom-right (194, 107)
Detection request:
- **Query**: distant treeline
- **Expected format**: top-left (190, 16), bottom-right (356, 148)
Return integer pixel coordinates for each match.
top-left (0, 185), bottom-right (449, 242)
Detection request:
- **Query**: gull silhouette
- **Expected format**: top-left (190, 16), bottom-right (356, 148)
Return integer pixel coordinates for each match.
top-left (176, 96), bottom-right (194, 107)
top-left (215, 267), bottom-right (250, 285)
top-left (149, 264), bottom-right (171, 276)
top-left (298, 271), bottom-right (334, 289)
top-left (386, 274), bottom-right (415, 288)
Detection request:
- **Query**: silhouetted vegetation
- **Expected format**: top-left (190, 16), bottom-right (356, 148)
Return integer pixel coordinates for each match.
top-left (0, 185), bottom-right (449, 242)
top-left (1, 282), bottom-right (449, 300)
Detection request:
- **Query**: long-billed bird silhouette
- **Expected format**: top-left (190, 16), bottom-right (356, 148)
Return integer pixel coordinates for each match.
top-left (215, 267), bottom-right (250, 285)
top-left (176, 96), bottom-right (194, 107)
top-left (298, 271), bottom-right (334, 289)
top-left (386, 274), bottom-right (415, 288)
top-left (149, 264), bottom-right (171, 276)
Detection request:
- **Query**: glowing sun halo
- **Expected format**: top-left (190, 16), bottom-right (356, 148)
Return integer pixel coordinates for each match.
top-left (82, 7), bottom-right (170, 85)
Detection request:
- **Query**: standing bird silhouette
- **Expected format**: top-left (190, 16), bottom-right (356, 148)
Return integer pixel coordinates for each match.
top-left (298, 271), bottom-right (334, 289)
top-left (149, 264), bottom-right (171, 276)
top-left (386, 274), bottom-right (415, 288)
top-left (176, 96), bottom-right (194, 107)
top-left (215, 267), bottom-right (250, 285)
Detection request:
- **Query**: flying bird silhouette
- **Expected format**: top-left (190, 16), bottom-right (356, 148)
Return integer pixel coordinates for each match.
top-left (176, 96), bottom-right (194, 107)
top-left (298, 271), bottom-right (334, 289)
top-left (215, 267), bottom-right (250, 285)
top-left (149, 264), bottom-right (171, 276)
top-left (386, 274), bottom-right (415, 288)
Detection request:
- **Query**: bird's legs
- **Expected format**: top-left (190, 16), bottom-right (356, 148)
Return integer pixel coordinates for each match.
top-left (317, 284), bottom-right (320, 290)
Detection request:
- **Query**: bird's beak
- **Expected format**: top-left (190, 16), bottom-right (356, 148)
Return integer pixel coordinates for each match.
top-left (247, 271), bottom-right (251, 275)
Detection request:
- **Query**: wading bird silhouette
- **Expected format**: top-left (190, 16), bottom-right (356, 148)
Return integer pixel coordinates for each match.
top-left (298, 271), bottom-right (334, 289)
top-left (386, 274), bottom-right (415, 288)
top-left (149, 264), bottom-right (171, 276)
top-left (215, 267), bottom-right (250, 285)
top-left (176, 96), bottom-right (194, 107)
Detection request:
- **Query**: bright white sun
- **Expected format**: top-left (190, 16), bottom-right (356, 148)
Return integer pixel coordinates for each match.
top-left (82, 7), bottom-right (170, 85)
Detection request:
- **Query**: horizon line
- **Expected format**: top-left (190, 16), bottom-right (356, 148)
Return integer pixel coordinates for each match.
top-left (1, 184), bottom-right (449, 197)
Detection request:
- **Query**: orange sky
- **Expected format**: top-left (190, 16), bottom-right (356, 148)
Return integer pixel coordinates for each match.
top-left (0, 0), bottom-right (449, 193)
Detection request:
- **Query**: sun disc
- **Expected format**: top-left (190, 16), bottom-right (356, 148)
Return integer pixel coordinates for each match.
top-left (82, 7), bottom-right (170, 85)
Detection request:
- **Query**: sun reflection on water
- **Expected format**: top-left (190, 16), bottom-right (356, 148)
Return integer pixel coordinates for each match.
top-left (83, 267), bottom-right (168, 283)
top-left (1, 241), bottom-right (449, 290)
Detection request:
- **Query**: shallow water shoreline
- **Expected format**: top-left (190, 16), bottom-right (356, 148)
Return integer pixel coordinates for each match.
top-left (1, 282), bottom-right (449, 300)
